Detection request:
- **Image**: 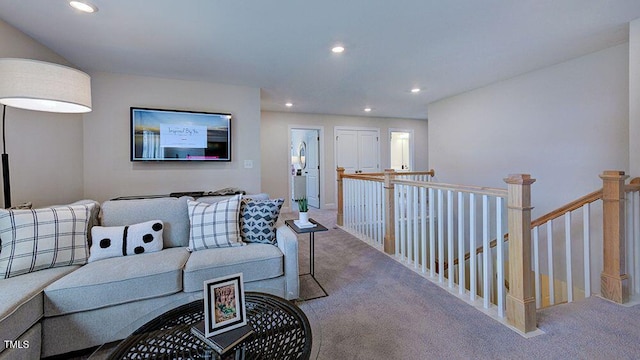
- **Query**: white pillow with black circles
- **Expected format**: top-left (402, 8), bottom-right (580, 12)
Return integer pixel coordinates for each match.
top-left (89, 220), bottom-right (164, 262)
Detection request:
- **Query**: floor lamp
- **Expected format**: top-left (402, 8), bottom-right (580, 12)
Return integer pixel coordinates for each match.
top-left (0, 58), bottom-right (92, 208)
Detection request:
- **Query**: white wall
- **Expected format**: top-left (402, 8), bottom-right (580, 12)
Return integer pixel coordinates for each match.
top-left (429, 44), bottom-right (629, 295)
top-left (428, 44), bottom-right (629, 217)
top-left (0, 19), bottom-right (84, 207)
top-left (83, 72), bottom-right (261, 202)
top-left (261, 111), bottom-right (428, 209)
top-left (630, 18), bottom-right (640, 176)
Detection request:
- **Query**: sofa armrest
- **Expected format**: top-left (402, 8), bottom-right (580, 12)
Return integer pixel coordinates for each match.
top-left (276, 222), bottom-right (299, 300)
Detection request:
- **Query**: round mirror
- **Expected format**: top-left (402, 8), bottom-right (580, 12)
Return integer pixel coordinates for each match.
top-left (298, 142), bottom-right (307, 169)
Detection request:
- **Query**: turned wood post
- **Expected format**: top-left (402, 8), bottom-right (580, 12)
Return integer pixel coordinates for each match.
top-left (337, 167), bottom-right (345, 226)
top-left (504, 174), bottom-right (537, 333)
top-left (383, 169), bottom-right (396, 254)
top-left (600, 170), bottom-right (629, 303)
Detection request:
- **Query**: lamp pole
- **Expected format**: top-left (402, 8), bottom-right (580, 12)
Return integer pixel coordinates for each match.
top-left (2, 105), bottom-right (10, 208)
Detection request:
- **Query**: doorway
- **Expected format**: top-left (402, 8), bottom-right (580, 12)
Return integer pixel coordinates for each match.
top-left (290, 128), bottom-right (321, 209)
top-left (389, 129), bottom-right (413, 171)
top-left (335, 127), bottom-right (380, 174)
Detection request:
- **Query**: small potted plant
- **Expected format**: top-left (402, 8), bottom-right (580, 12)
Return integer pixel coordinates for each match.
top-left (296, 197), bottom-right (309, 223)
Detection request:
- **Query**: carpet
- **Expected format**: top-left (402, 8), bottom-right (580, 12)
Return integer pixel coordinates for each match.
top-left (288, 209), bottom-right (640, 360)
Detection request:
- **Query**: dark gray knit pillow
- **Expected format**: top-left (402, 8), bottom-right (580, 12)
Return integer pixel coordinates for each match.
top-left (239, 198), bottom-right (284, 244)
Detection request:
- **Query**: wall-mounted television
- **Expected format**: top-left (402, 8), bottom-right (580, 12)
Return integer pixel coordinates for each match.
top-left (130, 107), bottom-right (231, 162)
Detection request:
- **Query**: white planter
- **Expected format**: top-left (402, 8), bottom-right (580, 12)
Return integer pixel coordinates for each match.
top-left (299, 211), bottom-right (309, 224)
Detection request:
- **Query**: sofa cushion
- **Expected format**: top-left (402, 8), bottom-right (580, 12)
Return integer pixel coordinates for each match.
top-left (101, 196), bottom-right (190, 248)
top-left (183, 243), bottom-right (283, 292)
top-left (0, 266), bottom-right (79, 354)
top-left (0, 204), bottom-right (94, 279)
top-left (188, 195), bottom-right (243, 250)
top-left (44, 247), bottom-right (190, 316)
top-left (89, 220), bottom-right (164, 262)
top-left (240, 198), bottom-right (284, 245)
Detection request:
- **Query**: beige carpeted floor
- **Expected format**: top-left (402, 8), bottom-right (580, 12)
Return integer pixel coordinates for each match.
top-left (288, 208), bottom-right (640, 360)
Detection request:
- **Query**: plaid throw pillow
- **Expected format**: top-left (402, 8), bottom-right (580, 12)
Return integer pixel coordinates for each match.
top-left (0, 204), bottom-right (94, 279)
top-left (240, 198), bottom-right (284, 244)
top-left (188, 195), bottom-right (243, 250)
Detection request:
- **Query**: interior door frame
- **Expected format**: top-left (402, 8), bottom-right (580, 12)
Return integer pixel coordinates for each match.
top-left (388, 128), bottom-right (415, 171)
top-left (288, 125), bottom-right (325, 211)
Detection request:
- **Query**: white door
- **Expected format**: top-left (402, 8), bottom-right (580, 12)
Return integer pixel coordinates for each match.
top-left (357, 131), bottom-right (379, 173)
top-left (304, 131), bottom-right (320, 208)
top-left (336, 129), bottom-right (359, 173)
top-left (336, 128), bottom-right (379, 174)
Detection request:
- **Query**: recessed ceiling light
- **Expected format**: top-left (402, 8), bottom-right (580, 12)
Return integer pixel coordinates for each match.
top-left (332, 46), bottom-right (345, 54)
top-left (69, 1), bottom-right (98, 13)
top-left (411, 88), bottom-right (421, 93)
top-left (364, 107), bottom-right (372, 112)
top-left (285, 102), bottom-right (293, 108)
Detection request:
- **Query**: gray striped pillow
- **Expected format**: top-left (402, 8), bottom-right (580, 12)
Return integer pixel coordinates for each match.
top-left (0, 204), bottom-right (94, 278)
top-left (187, 195), bottom-right (244, 250)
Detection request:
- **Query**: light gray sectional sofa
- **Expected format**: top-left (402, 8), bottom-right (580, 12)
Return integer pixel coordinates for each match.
top-left (0, 194), bottom-right (299, 359)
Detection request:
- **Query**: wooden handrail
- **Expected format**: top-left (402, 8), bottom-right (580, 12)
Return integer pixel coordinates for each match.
top-left (343, 169), bottom-right (435, 178)
top-left (531, 188), bottom-right (602, 228)
top-left (341, 169), bottom-right (436, 183)
top-left (341, 174), bottom-right (384, 182)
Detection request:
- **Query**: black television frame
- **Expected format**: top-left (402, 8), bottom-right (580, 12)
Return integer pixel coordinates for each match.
top-left (130, 107), bottom-right (232, 162)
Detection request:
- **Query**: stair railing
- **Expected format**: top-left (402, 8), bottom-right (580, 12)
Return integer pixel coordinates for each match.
top-left (448, 172), bottom-right (640, 309)
top-left (337, 168), bottom-right (435, 249)
top-left (337, 168), bottom-right (537, 334)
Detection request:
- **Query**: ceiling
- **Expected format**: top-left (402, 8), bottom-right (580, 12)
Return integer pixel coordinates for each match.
top-left (1, 1), bottom-right (640, 120)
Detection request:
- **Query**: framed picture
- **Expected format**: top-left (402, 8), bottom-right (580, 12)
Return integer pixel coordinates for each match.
top-left (204, 273), bottom-right (247, 337)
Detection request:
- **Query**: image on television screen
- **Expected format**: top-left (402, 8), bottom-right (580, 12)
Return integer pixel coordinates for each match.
top-left (131, 108), bottom-right (231, 162)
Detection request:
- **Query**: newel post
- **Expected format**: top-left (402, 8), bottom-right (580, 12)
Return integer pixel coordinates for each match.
top-left (600, 170), bottom-right (629, 303)
top-left (337, 167), bottom-right (345, 226)
top-left (504, 174), bottom-right (537, 333)
top-left (383, 169), bottom-right (396, 255)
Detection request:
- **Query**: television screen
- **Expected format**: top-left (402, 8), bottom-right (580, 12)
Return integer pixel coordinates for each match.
top-left (130, 107), bottom-right (231, 162)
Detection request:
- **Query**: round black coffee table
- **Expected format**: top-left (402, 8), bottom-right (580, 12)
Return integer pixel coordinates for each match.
top-left (106, 292), bottom-right (312, 359)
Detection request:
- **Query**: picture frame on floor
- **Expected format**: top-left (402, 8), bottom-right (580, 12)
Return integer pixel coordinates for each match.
top-left (204, 273), bottom-right (247, 336)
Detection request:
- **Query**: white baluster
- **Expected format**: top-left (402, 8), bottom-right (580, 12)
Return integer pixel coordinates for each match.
top-left (634, 192), bottom-right (640, 294)
top-left (358, 180), bottom-right (364, 235)
top-left (380, 181), bottom-right (384, 245)
top-left (394, 185), bottom-right (400, 257)
top-left (407, 186), bottom-right (414, 265)
top-left (429, 188), bottom-right (436, 277)
top-left (399, 185), bottom-right (406, 261)
top-left (626, 193), bottom-right (633, 294)
top-left (438, 189), bottom-right (444, 283)
top-left (534, 226), bottom-right (541, 308)
top-left (448, 190), bottom-right (454, 288)
top-left (547, 221), bottom-right (555, 305)
top-left (470, 193), bottom-right (476, 301)
top-left (482, 195), bottom-right (490, 309)
top-left (458, 192), bottom-right (465, 296)
top-left (354, 179), bottom-right (360, 234)
top-left (565, 212), bottom-right (573, 303)
top-left (375, 181), bottom-right (380, 244)
top-left (345, 179), bottom-right (351, 230)
top-left (421, 187), bottom-right (427, 273)
top-left (583, 203), bottom-right (591, 298)
top-left (496, 197), bottom-right (504, 317)
top-left (365, 181), bottom-right (376, 242)
top-left (413, 186), bottom-right (420, 269)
